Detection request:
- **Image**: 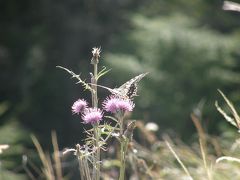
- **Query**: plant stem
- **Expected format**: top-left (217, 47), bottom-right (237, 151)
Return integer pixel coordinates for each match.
top-left (119, 141), bottom-right (127, 180)
top-left (119, 115), bottom-right (124, 135)
top-left (93, 124), bottom-right (100, 180)
top-left (118, 114), bottom-right (127, 180)
top-left (93, 63), bottom-right (98, 107)
top-left (92, 60), bottom-right (100, 180)
top-left (78, 157), bottom-right (85, 180)
top-left (83, 156), bottom-right (92, 180)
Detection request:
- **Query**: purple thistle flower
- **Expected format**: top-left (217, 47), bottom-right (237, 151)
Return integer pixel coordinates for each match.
top-left (102, 96), bottom-right (135, 114)
top-left (82, 108), bottom-right (103, 124)
top-left (72, 99), bottom-right (88, 114)
top-left (117, 99), bottom-right (135, 112)
top-left (102, 96), bottom-right (119, 113)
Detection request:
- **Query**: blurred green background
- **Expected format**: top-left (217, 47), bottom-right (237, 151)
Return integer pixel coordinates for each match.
top-left (0, 0), bottom-right (240, 178)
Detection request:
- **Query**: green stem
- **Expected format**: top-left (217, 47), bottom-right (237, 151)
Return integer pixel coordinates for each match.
top-left (93, 124), bottom-right (100, 180)
top-left (119, 141), bottom-right (126, 180)
top-left (93, 64), bottom-right (98, 107)
top-left (119, 115), bottom-right (124, 135)
top-left (118, 114), bottom-right (127, 180)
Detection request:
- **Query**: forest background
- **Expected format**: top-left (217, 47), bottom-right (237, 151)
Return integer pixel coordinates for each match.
top-left (0, 0), bottom-right (240, 179)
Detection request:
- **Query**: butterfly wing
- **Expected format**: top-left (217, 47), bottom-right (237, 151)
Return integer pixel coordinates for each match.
top-left (117, 73), bottom-right (148, 90)
top-left (94, 73), bottom-right (148, 99)
top-left (114, 72), bottom-right (148, 99)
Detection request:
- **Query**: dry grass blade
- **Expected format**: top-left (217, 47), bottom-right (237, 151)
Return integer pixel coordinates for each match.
top-left (45, 154), bottom-right (55, 180)
top-left (51, 131), bottom-right (63, 180)
top-left (165, 141), bottom-right (193, 180)
top-left (216, 89), bottom-right (240, 130)
top-left (215, 101), bottom-right (237, 127)
top-left (216, 156), bottom-right (240, 164)
top-left (25, 156), bottom-right (42, 177)
top-left (191, 113), bottom-right (212, 180)
top-left (22, 155), bottom-right (37, 180)
top-left (199, 139), bottom-right (212, 180)
top-left (191, 114), bottom-right (206, 146)
top-left (31, 135), bottom-right (54, 180)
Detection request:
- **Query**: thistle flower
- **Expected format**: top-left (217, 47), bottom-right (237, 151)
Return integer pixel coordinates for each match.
top-left (72, 99), bottom-right (88, 114)
top-left (102, 96), bottom-right (135, 114)
top-left (82, 108), bottom-right (103, 124)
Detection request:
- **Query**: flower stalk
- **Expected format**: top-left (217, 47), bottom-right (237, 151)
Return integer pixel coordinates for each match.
top-left (103, 96), bottom-right (136, 180)
top-left (119, 120), bottom-right (136, 180)
top-left (118, 113), bottom-right (127, 180)
top-left (91, 47), bottom-right (101, 180)
top-left (119, 136), bottom-right (128, 180)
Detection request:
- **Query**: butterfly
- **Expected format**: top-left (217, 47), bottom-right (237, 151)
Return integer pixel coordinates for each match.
top-left (94, 72), bottom-right (148, 99)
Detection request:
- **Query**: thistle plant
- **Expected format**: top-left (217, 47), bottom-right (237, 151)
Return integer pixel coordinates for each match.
top-left (90, 47), bottom-right (101, 180)
top-left (57, 47), bottom-right (147, 180)
top-left (103, 96), bottom-right (135, 180)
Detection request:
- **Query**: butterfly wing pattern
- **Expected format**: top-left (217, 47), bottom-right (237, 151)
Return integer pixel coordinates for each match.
top-left (92, 72), bottom-right (148, 99)
top-left (111, 72), bottom-right (148, 99)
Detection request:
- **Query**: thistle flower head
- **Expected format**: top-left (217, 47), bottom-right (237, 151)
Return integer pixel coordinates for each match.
top-left (102, 96), bottom-right (135, 114)
top-left (82, 108), bottom-right (103, 124)
top-left (72, 99), bottom-right (88, 114)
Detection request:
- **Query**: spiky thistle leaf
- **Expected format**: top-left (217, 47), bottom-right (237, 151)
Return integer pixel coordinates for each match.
top-left (56, 66), bottom-right (94, 92)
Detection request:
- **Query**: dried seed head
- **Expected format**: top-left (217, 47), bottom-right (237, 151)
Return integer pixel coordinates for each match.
top-left (91, 47), bottom-right (101, 64)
